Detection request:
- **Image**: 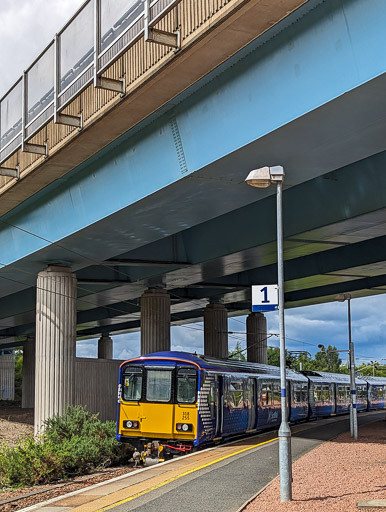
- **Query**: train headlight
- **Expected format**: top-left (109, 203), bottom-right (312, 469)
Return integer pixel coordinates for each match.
top-left (123, 420), bottom-right (139, 429)
top-left (176, 423), bottom-right (193, 432)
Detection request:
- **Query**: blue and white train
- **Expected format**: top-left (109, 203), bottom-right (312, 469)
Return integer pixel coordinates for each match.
top-left (116, 351), bottom-right (386, 459)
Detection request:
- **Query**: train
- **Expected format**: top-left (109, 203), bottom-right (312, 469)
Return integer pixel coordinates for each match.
top-left (116, 351), bottom-right (386, 461)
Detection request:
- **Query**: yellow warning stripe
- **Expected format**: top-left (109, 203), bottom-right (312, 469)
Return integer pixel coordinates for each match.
top-left (97, 436), bottom-right (278, 511)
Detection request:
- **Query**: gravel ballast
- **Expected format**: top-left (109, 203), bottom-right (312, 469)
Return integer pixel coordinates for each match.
top-left (245, 419), bottom-right (386, 512)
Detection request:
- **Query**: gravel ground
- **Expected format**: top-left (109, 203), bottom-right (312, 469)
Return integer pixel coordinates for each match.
top-left (0, 407), bottom-right (34, 448)
top-left (245, 419), bottom-right (386, 512)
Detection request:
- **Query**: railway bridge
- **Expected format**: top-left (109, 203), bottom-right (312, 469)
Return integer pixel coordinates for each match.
top-left (0, 0), bottom-right (386, 431)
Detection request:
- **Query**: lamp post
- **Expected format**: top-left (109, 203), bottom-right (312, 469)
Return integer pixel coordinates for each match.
top-left (245, 166), bottom-right (292, 502)
top-left (335, 293), bottom-right (358, 440)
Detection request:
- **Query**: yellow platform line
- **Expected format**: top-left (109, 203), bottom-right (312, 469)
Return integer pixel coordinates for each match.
top-left (96, 436), bottom-right (278, 512)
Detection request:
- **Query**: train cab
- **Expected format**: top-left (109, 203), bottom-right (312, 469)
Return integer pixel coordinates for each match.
top-left (117, 353), bottom-right (200, 456)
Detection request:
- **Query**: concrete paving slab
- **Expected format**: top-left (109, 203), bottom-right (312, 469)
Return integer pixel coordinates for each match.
top-left (358, 499), bottom-right (386, 509)
top-left (38, 508), bottom-right (72, 512)
top-left (50, 496), bottom-right (100, 507)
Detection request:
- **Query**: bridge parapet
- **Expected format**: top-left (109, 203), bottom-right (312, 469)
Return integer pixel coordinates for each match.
top-left (0, 0), bottom-right (307, 215)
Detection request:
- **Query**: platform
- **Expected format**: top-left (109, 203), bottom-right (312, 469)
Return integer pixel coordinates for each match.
top-left (18, 411), bottom-right (384, 512)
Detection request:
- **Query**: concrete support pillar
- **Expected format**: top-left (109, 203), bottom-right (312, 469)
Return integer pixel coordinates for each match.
top-left (141, 288), bottom-right (170, 355)
top-left (0, 350), bottom-right (15, 400)
top-left (35, 266), bottom-right (77, 434)
top-left (98, 335), bottom-right (113, 359)
top-left (246, 312), bottom-right (268, 364)
top-left (204, 303), bottom-right (228, 359)
top-left (22, 341), bottom-right (35, 408)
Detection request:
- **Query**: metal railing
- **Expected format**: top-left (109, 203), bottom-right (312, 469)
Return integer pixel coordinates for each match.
top-left (0, 0), bottom-right (181, 165)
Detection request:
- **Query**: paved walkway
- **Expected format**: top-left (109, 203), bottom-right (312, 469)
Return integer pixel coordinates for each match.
top-left (20, 411), bottom-right (384, 512)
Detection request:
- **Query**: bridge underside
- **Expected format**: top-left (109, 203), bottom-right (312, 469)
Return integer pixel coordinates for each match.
top-left (1, 0), bottom-right (386, 346)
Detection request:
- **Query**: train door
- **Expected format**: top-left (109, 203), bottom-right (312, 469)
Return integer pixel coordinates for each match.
top-left (247, 378), bottom-right (256, 431)
top-left (210, 375), bottom-right (221, 437)
top-left (331, 384), bottom-right (336, 415)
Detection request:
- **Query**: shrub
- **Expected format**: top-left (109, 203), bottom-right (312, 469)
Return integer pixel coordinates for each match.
top-left (0, 406), bottom-right (132, 488)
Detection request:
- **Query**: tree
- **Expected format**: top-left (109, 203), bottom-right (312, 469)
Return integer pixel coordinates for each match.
top-left (228, 341), bottom-right (246, 361)
top-left (357, 362), bottom-right (386, 377)
top-left (267, 347), bottom-right (295, 368)
top-left (314, 345), bottom-right (342, 373)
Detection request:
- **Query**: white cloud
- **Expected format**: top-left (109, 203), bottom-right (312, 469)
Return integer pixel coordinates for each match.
top-left (75, 294), bottom-right (386, 364)
top-left (0, 0), bottom-right (84, 96)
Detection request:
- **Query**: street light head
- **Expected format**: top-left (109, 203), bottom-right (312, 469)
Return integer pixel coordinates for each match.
top-left (335, 293), bottom-right (352, 302)
top-left (318, 344), bottom-right (325, 351)
top-left (245, 166), bottom-right (285, 188)
top-left (245, 167), bottom-right (272, 188)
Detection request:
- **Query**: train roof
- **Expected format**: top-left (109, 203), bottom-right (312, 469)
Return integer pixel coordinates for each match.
top-left (123, 351), bottom-right (308, 381)
top-left (360, 375), bottom-right (386, 385)
top-left (301, 370), bottom-right (367, 385)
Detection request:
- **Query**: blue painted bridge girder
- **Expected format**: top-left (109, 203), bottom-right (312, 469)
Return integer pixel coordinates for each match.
top-left (1, 0), bottom-right (386, 341)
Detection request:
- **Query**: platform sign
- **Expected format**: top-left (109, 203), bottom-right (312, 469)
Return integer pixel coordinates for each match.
top-left (252, 285), bottom-right (279, 312)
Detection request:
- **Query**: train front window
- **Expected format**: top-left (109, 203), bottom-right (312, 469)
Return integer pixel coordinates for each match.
top-left (123, 367), bottom-right (142, 401)
top-left (146, 370), bottom-right (172, 402)
top-left (177, 368), bottom-right (197, 404)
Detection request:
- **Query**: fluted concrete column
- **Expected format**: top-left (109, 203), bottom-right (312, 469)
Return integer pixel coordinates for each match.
top-left (0, 350), bottom-right (15, 400)
top-left (22, 341), bottom-right (35, 408)
top-left (246, 312), bottom-right (268, 364)
top-left (204, 303), bottom-right (228, 359)
top-left (98, 335), bottom-right (113, 359)
top-left (141, 288), bottom-right (170, 355)
top-left (35, 266), bottom-right (77, 434)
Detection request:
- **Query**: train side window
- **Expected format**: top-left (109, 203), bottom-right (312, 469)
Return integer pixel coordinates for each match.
top-left (261, 382), bottom-right (272, 406)
top-left (377, 387), bottom-right (383, 399)
top-left (322, 385), bottom-right (330, 401)
top-left (246, 378), bottom-right (256, 408)
top-left (273, 383), bottom-right (281, 404)
top-left (314, 385), bottom-right (322, 402)
top-left (177, 368), bottom-right (197, 404)
top-left (337, 385), bottom-right (344, 401)
top-left (346, 386), bottom-right (351, 400)
top-left (123, 367), bottom-right (143, 401)
top-left (293, 383), bottom-right (301, 403)
top-left (229, 381), bottom-right (244, 408)
top-left (301, 384), bottom-right (308, 402)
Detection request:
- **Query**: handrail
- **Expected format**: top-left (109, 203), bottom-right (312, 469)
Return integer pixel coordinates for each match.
top-left (0, 0), bottom-right (182, 165)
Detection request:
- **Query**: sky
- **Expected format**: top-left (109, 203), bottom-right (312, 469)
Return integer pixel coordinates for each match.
top-left (1, 0), bottom-right (385, 366)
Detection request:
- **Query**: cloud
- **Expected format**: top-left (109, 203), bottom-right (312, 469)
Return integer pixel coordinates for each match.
top-left (75, 294), bottom-right (386, 364)
top-left (0, 0), bottom-right (84, 96)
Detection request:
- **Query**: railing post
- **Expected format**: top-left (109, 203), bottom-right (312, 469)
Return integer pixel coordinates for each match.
top-left (94, 0), bottom-right (101, 88)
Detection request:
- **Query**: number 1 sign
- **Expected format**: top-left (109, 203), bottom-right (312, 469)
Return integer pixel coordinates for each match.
top-left (252, 285), bottom-right (279, 312)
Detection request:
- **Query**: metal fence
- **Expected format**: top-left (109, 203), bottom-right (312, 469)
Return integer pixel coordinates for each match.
top-left (0, 0), bottom-right (181, 165)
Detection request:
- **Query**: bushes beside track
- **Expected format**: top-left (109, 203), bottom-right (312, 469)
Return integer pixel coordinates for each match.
top-left (0, 406), bottom-right (132, 488)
